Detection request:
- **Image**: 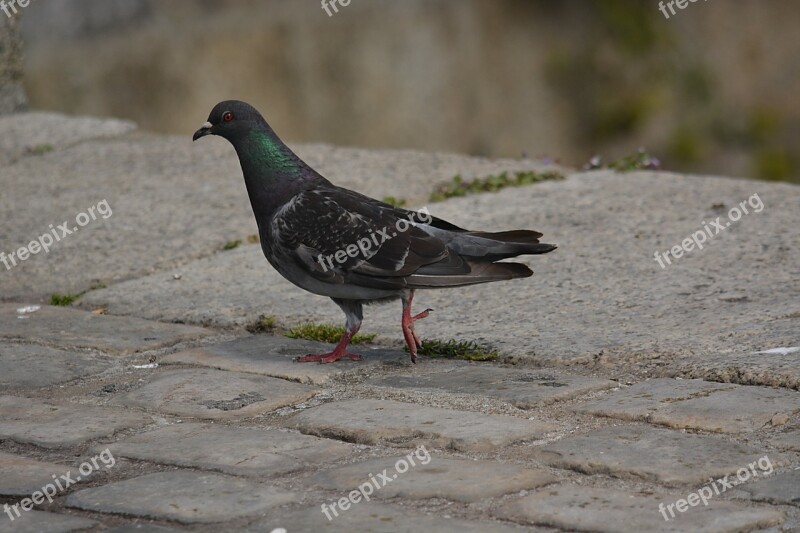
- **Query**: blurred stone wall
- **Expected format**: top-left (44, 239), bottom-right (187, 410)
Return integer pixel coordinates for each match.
top-left (17, 0), bottom-right (800, 182)
top-left (0, 14), bottom-right (27, 114)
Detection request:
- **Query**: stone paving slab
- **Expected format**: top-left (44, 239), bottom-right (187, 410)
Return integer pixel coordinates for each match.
top-left (100, 422), bottom-right (354, 477)
top-left (575, 378), bottom-right (800, 433)
top-left (0, 304), bottom-right (212, 355)
top-left (288, 399), bottom-right (556, 452)
top-left (0, 510), bottom-right (97, 533)
top-left (78, 172), bottom-right (800, 369)
top-left (536, 425), bottom-right (784, 487)
top-left (309, 456), bottom-right (556, 503)
top-left (0, 111), bottom-right (135, 166)
top-left (0, 342), bottom-right (112, 391)
top-left (741, 468), bottom-right (800, 506)
top-left (0, 396), bottom-right (152, 448)
top-left (648, 386), bottom-right (800, 433)
top-left (254, 502), bottom-right (534, 533)
top-left (769, 428), bottom-right (800, 451)
top-left (66, 471), bottom-right (296, 524)
top-left (162, 335), bottom-right (406, 385)
top-left (115, 368), bottom-right (318, 420)
top-left (495, 484), bottom-right (784, 533)
top-left (368, 366), bottom-right (616, 408)
top-left (0, 452), bottom-right (66, 496)
top-left (670, 348), bottom-right (800, 390)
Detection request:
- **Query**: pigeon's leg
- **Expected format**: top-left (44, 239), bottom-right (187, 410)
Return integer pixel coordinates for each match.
top-left (295, 299), bottom-right (364, 364)
top-left (401, 290), bottom-right (432, 364)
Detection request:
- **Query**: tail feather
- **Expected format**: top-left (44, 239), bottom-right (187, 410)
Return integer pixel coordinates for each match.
top-left (447, 229), bottom-right (556, 261)
top-left (407, 260), bottom-right (533, 289)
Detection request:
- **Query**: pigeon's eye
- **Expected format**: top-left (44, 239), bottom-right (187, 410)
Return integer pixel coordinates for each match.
top-left (222, 111), bottom-right (234, 122)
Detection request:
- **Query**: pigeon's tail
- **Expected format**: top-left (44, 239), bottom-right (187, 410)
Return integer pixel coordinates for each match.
top-left (404, 227), bottom-right (556, 289)
top-left (407, 259), bottom-right (534, 288)
top-left (441, 229), bottom-right (557, 262)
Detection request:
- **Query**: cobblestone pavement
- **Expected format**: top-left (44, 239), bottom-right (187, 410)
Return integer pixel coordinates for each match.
top-left (1, 112), bottom-right (798, 532)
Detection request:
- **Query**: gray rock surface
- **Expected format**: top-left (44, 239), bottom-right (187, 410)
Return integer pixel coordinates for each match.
top-left (0, 511), bottom-right (97, 533)
top-left (0, 395), bottom-right (153, 448)
top-left (66, 471), bottom-right (296, 523)
top-left (0, 304), bottom-right (211, 355)
top-left (309, 456), bottom-right (555, 503)
top-left (101, 423), bottom-right (354, 477)
top-left (116, 368), bottom-right (318, 420)
top-left (536, 425), bottom-right (784, 487)
top-left (576, 378), bottom-right (800, 433)
top-left (495, 485), bottom-right (783, 532)
top-left (288, 399), bottom-right (556, 452)
top-left (162, 335), bottom-right (406, 385)
top-left (0, 342), bottom-right (112, 391)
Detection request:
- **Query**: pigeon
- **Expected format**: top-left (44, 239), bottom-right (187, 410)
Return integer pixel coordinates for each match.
top-left (193, 100), bottom-right (556, 363)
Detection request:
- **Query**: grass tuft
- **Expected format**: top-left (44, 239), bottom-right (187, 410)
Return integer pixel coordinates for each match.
top-left (286, 323), bottom-right (376, 345)
top-left (382, 196), bottom-right (408, 208)
top-left (50, 293), bottom-right (81, 306)
top-left (430, 170), bottom-right (564, 202)
top-left (222, 240), bottom-right (242, 251)
top-left (247, 314), bottom-right (277, 334)
top-left (409, 338), bottom-right (499, 361)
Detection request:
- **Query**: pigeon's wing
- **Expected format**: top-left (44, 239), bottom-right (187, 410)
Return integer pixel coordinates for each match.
top-left (269, 187), bottom-right (469, 290)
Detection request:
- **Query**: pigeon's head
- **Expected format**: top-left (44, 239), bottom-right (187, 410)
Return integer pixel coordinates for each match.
top-left (192, 100), bottom-right (265, 142)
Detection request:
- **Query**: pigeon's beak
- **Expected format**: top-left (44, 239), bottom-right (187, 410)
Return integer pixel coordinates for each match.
top-left (192, 121), bottom-right (213, 141)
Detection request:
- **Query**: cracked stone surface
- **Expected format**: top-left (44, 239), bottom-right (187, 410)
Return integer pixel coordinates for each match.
top-left (66, 471), bottom-right (296, 524)
top-left (0, 396), bottom-right (152, 448)
top-left (0, 304), bottom-right (212, 355)
top-left (101, 423), bottom-right (355, 477)
top-left (368, 365), bottom-right (616, 408)
top-left (536, 425), bottom-right (785, 487)
top-left (575, 378), bottom-right (800, 432)
top-left (0, 452), bottom-right (67, 496)
top-left (116, 368), bottom-right (318, 420)
top-left (495, 485), bottom-right (784, 532)
top-left (0, 342), bottom-right (112, 391)
top-left (0, 510), bottom-right (97, 533)
top-left (254, 502), bottom-right (533, 533)
top-left (162, 335), bottom-right (406, 385)
top-left (308, 456), bottom-right (556, 503)
top-left (741, 469), bottom-right (800, 506)
top-left (288, 399), bottom-right (556, 452)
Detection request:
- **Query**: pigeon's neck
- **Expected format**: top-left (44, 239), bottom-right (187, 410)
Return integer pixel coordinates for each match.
top-left (233, 126), bottom-right (323, 218)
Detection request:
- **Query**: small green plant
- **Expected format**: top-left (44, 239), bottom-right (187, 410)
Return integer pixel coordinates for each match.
top-left (247, 314), bottom-right (277, 334)
top-left (247, 234), bottom-right (260, 244)
top-left (50, 293), bottom-right (81, 306)
top-left (409, 339), bottom-right (499, 361)
top-left (49, 281), bottom-right (107, 307)
top-left (286, 323), bottom-right (376, 345)
top-left (430, 170), bottom-right (564, 202)
top-left (596, 148), bottom-right (661, 171)
top-left (29, 144), bottom-right (54, 156)
top-left (382, 196), bottom-right (408, 208)
top-left (222, 239), bottom-right (242, 251)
